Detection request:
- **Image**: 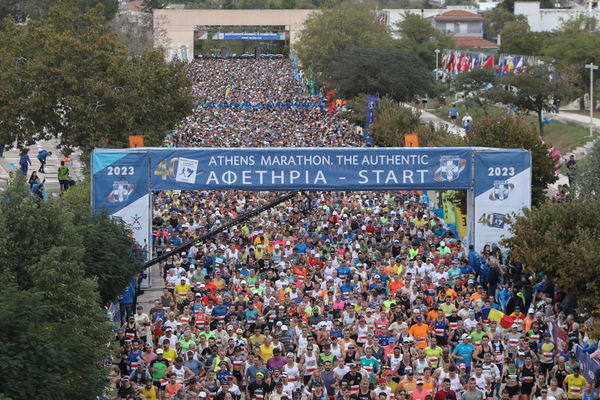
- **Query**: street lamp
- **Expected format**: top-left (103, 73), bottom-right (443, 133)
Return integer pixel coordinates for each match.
top-left (585, 62), bottom-right (598, 137)
top-left (434, 49), bottom-right (441, 80)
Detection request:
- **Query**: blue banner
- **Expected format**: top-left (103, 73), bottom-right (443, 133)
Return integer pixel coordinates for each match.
top-left (92, 151), bottom-right (151, 248)
top-left (148, 148), bottom-right (473, 191)
top-left (364, 96), bottom-right (378, 146)
top-left (221, 33), bottom-right (283, 40)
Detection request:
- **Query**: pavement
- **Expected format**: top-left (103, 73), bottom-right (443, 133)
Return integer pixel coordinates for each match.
top-left (0, 139), bottom-right (84, 195)
top-left (402, 103), bottom-right (466, 137)
top-left (548, 110), bottom-right (600, 131)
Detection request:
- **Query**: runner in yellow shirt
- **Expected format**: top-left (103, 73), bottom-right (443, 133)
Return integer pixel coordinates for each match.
top-left (563, 366), bottom-right (587, 400)
top-left (174, 277), bottom-right (190, 304)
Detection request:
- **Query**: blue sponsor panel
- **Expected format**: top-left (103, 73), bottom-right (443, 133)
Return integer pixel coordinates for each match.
top-left (473, 150), bottom-right (531, 250)
top-left (148, 148), bottom-right (474, 191)
top-left (92, 151), bottom-right (150, 214)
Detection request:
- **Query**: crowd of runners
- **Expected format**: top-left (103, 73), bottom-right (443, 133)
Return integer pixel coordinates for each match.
top-left (111, 58), bottom-right (596, 400)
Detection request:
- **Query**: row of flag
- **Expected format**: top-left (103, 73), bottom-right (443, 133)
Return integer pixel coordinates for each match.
top-left (441, 50), bottom-right (495, 75)
top-left (440, 50), bottom-right (545, 76)
top-left (496, 54), bottom-right (545, 76)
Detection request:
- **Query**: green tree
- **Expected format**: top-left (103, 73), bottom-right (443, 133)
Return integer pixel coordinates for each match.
top-left (369, 98), bottom-right (464, 147)
top-left (0, 1), bottom-right (193, 153)
top-left (452, 68), bottom-right (498, 106)
top-left (503, 200), bottom-right (600, 323)
top-left (0, 0), bottom-right (118, 24)
top-left (572, 140), bottom-right (600, 199)
top-left (395, 12), bottom-right (455, 59)
top-left (487, 67), bottom-right (571, 136)
top-left (483, 6), bottom-right (525, 41)
top-left (323, 46), bottom-right (435, 102)
top-left (464, 114), bottom-right (557, 206)
top-left (294, 3), bottom-right (392, 74)
top-left (542, 17), bottom-right (600, 108)
top-left (499, 21), bottom-right (546, 55)
top-left (0, 178), bottom-right (124, 399)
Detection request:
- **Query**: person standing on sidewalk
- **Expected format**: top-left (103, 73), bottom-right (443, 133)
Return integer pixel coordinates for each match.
top-left (449, 105), bottom-right (459, 124)
top-left (58, 160), bottom-right (70, 193)
top-left (37, 149), bottom-right (52, 173)
top-left (19, 151), bottom-right (32, 175)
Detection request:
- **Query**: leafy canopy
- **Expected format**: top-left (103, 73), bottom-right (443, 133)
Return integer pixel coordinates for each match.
top-left (486, 66), bottom-right (571, 136)
top-left (503, 200), bottom-right (600, 323)
top-left (395, 12), bottom-right (454, 54)
top-left (573, 140), bottom-right (600, 200)
top-left (0, 0), bottom-right (193, 153)
top-left (0, 177), bottom-right (141, 398)
top-left (294, 3), bottom-right (392, 74)
top-left (0, 0), bottom-right (118, 24)
top-left (323, 46), bottom-right (435, 102)
top-left (464, 114), bottom-right (557, 206)
top-left (369, 98), bottom-right (464, 148)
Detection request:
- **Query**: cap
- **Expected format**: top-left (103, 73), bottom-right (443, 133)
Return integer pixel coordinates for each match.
top-left (199, 392), bottom-right (207, 398)
top-left (281, 325), bottom-right (288, 331)
top-left (378, 378), bottom-right (387, 384)
top-left (256, 372), bottom-right (265, 377)
top-left (459, 363), bottom-right (466, 369)
top-left (461, 333), bottom-right (469, 340)
top-left (417, 379), bottom-right (424, 385)
top-left (236, 328), bottom-right (243, 334)
top-left (511, 324), bottom-right (519, 329)
top-left (156, 349), bottom-right (164, 354)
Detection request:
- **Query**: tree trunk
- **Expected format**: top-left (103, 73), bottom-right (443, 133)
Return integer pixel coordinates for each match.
top-left (538, 110), bottom-right (544, 136)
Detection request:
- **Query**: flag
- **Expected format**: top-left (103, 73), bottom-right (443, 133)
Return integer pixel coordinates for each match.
top-left (516, 57), bottom-right (524, 70)
top-left (483, 55), bottom-right (494, 68)
top-left (489, 308), bottom-right (515, 329)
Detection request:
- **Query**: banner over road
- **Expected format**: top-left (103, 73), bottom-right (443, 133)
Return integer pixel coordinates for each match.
top-left (148, 148), bottom-right (473, 191)
top-left (91, 147), bottom-right (531, 252)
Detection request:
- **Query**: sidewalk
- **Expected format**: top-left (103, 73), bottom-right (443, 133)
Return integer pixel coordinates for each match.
top-left (0, 139), bottom-right (84, 195)
top-left (548, 111), bottom-right (600, 131)
top-left (402, 103), bottom-right (466, 137)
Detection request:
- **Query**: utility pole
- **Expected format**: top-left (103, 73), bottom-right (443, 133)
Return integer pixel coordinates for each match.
top-left (434, 49), bottom-right (441, 80)
top-left (585, 63), bottom-right (598, 137)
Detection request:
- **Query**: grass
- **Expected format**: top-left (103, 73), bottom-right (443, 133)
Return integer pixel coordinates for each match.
top-left (543, 120), bottom-right (599, 154)
top-left (430, 101), bottom-right (598, 153)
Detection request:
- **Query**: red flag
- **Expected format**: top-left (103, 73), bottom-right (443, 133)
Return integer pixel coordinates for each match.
top-left (483, 55), bottom-right (494, 68)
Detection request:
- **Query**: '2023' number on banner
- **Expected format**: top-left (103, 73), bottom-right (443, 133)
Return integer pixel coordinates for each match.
top-left (488, 167), bottom-right (515, 177)
top-left (107, 166), bottom-right (135, 175)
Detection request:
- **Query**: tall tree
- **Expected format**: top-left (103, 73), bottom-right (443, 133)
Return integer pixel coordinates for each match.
top-left (395, 12), bottom-right (455, 61)
top-left (323, 46), bottom-right (435, 102)
top-left (486, 66), bottom-right (571, 136)
top-left (483, 6), bottom-right (525, 41)
top-left (499, 21), bottom-right (546, 55)
top-left (0, 178), bottom-right (127, 399)
top-left (0, 0), bottom-right (118, 24)
top-left (503, 200), bottom-right (600, 327)
top-left (294, 3), bottom-right (392, 74)
top-left (542, 17), bottom-right (600, 108)
top-left (369, 98), bottom-right (463, 147)
top-left (0, 0), bottom-right (193, 153)
top-left (452, 68), bottom-right (498, 107)
top-left (464, 114), bottom-right (557, 206)
top-left (572, 140), bottom-right (600, 199)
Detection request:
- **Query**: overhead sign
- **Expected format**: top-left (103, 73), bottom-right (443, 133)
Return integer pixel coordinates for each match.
top-left (91, 147), bottom-right (531, 252)
top-left (218, 33), bottom-right (284, 40)
top-left (148, 148), bottom-right (473, 191)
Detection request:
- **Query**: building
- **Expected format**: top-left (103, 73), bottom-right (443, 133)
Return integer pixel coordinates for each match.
top-left (435, 10), bottom-right (498, 49)
top-left (514, 1), bottom-right (600, 31)
top-left (384, 7), bottom-right (498, 49)
top-left (153, 9), bottom-right (316, 61)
